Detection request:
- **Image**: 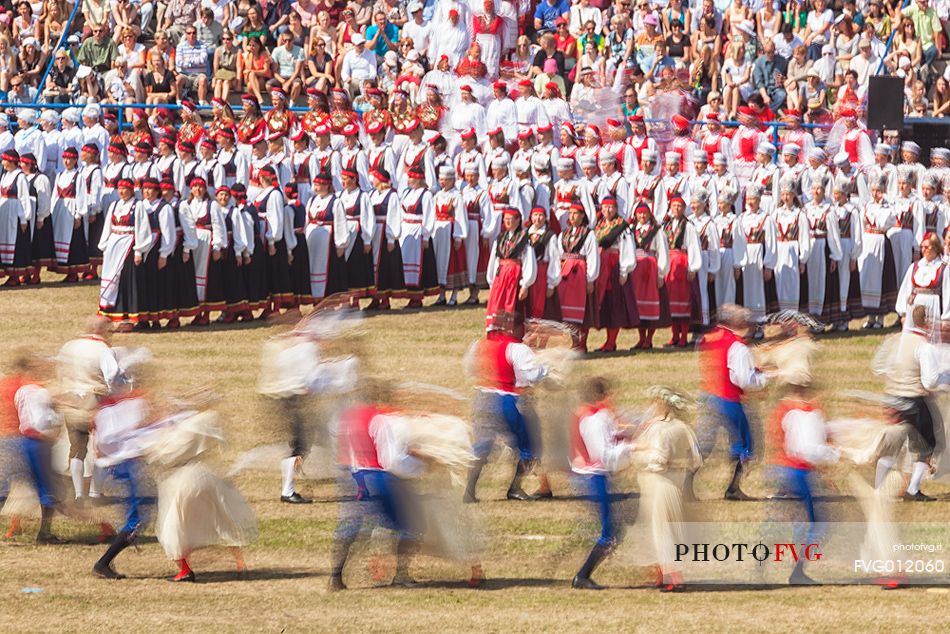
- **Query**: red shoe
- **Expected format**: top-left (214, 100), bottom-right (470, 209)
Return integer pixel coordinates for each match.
top-left (596, 344), bottom-right (616, 353)
top-left (82, 272), bottom-right (98, 281)
top-left (165, 317), bottom-right (181, 329)
top-left (192, 314), bottom-right (210, 327)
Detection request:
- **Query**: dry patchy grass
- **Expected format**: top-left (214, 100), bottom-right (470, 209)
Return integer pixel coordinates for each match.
top-left (1, 278), bottom-right (949, 633)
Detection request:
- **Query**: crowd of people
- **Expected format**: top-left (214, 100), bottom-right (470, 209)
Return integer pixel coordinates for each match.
top-left (0, 0), bottom-right (945, 117)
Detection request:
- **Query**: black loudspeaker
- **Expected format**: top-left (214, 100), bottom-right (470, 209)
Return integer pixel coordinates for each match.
top-left (867, 76), bottom-right (904, 131)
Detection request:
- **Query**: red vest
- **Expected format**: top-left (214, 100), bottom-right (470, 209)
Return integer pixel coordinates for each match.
top-left (699, 326), bottom-right (744, 401)
top-left (476, 334), bottom-right (518, 394)
top-left (0, 374), bottom-right (27, 437)
top-left (341, 404), bottom-right (385, 470)
top-left (769, 399), bottom-right (814, 470)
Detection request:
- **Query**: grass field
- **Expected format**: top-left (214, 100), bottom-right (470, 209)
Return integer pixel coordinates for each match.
top-left (1, 277), bottom-right (949, 634)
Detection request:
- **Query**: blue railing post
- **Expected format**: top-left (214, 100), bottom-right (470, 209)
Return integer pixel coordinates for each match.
top-left (32, 0), bottom-right (82, 104)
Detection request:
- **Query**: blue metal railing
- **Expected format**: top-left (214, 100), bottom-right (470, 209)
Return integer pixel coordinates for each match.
top-left (32, 0), bottom-right (82, 105)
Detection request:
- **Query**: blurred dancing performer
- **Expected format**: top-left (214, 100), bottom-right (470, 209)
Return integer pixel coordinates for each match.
top-left (692, 305), bottom-right (768, 500)
top-left (257, 315), bottom-right (358, 503)
top-left (877, 306), bottom-right (950, 501)
top-left (463, 316), bottom-right (548, 503)
top-left (331, 381), bottom-right (480, 590)
top-left (151, 409), bottom-right (258, 582)
top-left (629, 387), bottom-right (702, 592)
top-left (56, 317), bottom-right (121, 502)
top-left (1, 350), bottom-right (61, 542)
top-left (92, 386), bottom-right (150, 579)
top-left (570, 377), bottom-right (633, 590)
top-left (769, 382), bottom-right (839, 584)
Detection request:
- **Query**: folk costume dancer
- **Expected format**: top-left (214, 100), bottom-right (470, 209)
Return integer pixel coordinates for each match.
top-left (461, 165), bottom-right (496, 304)
top-left (592, 197), bottom-right (638, 353)
top-left (631, 202), bottom-right (670, 350)
top-left (773, 179), bottom-right (812, 313)
top-left (859, 177), bottom-right (898, 329)
top-left (570, 377), bottom-right (633, 590)
top-left (51, 147), bottom-right (89, 282)
top-left (525, 207), bottom-right (562, 320)
top-left (803, 177), bottom-right (843, 325)
top-left (831, 181), bottom-right (863, 331)
top-left (399, 169), bottom-right (438, 308)
top-left (367, 168), bottom-right (404, 310)
top-left (692, 305), bottom-right (768, 500)
top-left (558, 204), bottom-right (600, 352)
top-left (339, 169), bottom-right (376, 306)
top-left (0, 149), bottom-right (32, 286)
top-left (305, 174), bottom-right (348, 304)
top-left (661, 197), bottom-right (702, 348)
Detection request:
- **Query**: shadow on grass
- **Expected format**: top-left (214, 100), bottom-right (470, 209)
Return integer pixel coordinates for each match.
top-left (140, 568), bottom-right (325, 584)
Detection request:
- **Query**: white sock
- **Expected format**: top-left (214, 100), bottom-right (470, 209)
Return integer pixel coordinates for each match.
top-left (281, 457), bottom-right (297, 498)
top-left (875, 456), bottom-right (896, 488)
top-left (89, 466), bottom-right (105, 498)
top-left (70, 458), bottom-right (85, 499)
top-left (907, 461), bottom-right (929, 495)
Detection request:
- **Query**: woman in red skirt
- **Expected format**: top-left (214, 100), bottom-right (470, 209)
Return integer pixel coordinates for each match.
top-left (631, 202), bottom-right (669, 349)
top-left (593, 197), bottom-right (639, 352)
top-left (661, 196), bottom-right (702, 348)
top-left (485, 206), bottom-right (536, 337)
top-left (526, 207), bottom-right (562, 320)
top-left (558, 204), bottom-right (600, 352)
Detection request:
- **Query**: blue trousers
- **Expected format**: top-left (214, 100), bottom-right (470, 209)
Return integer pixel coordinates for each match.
top-left (22, 437), bottom-right (55, 509)
top-left (779, 466), bottom-right (817, 532)
top-left (110, 460), bottom-right (145, 534)
top-left (578, 474), bottom-right (616, 547)
top-left (699, 394), bottom-right (753, 461)
top-left (336, 469), bottom-right (413, 542)
top-left (473, 392), bottom-right (534, 461)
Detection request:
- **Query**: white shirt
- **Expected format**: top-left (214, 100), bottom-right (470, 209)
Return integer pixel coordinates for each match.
top-left (727, 340), bottom-right (768, 391)
top-left (782, 407), bottom-right (840, 466)
top-left (341, 47), bottom-right (378, 83)
top-left (572, 408), bottom-right (633, 475)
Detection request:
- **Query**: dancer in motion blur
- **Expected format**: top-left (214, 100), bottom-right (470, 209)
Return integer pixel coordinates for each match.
top-left (570, 377), bottom-right (633, 590)
top-left (463, 316), bottom-right (548, 503)
top-left (691, 304), bottom-right (768, 500)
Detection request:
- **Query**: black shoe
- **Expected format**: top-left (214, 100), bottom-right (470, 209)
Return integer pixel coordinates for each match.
top-left (280, 493), bottom-right (312, 504)
top-left (903, 491), bottom-right (935, 502)
top-left (532, 490), bottom-right (554, 500)
top-left (506, 489), bottom-right (537, 501)
top-left (724, 489), bottom-right (755, 501)
top-left (328, 575), bottom-right (346, 591)
top-left (391, 574), bottom-right (419, 588)
top-left (433, 297), bottom-right (447, 306)
top-left (170, 571), bottom-right (196, 583)
top-left (571, 575), bottom-right (605, 590)
top-left (462, 492), bottom-right (479, 504)
top-left (789, 571), bottom-right (817, 585)
top-left (36, 533), bottom-right (64, 545)
top-left (93, 564), bottom-right (126, 580)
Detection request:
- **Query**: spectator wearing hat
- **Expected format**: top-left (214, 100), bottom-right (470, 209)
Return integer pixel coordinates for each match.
top-left (13, 109), bottom-right (45, 182)
top-left (17, 37), bottom-right (46, 88)
top-left (340, 32), bottom-right (377, 98)
top-left (402, 2), bottom-right (431, 62)
top-left (429, 6), bottom-right (470, 69)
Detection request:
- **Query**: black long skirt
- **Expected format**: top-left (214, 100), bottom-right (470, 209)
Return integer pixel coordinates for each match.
top-left (174, 244), bottom-right (200, 318)
top-left (100, 253), bottom-right (143, 323)
top-left (9, 223), bottom-right (32, 274)
top-left (203, 253), bottom-right (227, 312)
top-left (375, 241), bottom-right (405, 294)
top-left (31, 219), bottom-right (54, 269)
top-left (290, 232), bottom-right (312, 306)
top-left (325, 245), bottom-right (349, 299)
top-left (135, 247), bottom-right (160, 321)
top-left (403, 239), bottom-right (439, 297)
top-left (64, 224), bottom-right (89, 274)
top-left (87, 213), bottom-right (104, 266)
top-left (345, 234), bottom-right (376, 298)
top-left (820, 245), bottom-right (841, 324)
top-left (244, 245), bottom-right (270, 311)
top-left (267, 238), bottom-right (295, 309)
top-left (221, 246), bottom-right (249, 314)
